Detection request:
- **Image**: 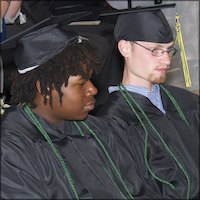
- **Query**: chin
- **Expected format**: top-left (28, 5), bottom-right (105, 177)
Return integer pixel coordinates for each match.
top-left (159, 78), bottom-right (166, 84)
top-left (152, 77), bottom-right (166, 84)
top-left (78, 113), bottom-right (89, 121)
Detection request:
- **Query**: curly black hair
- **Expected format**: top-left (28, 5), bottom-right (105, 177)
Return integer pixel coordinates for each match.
top-left (10, 40), bottom-right (101, 108)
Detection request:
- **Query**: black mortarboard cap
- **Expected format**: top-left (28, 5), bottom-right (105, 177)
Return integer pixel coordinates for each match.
top-left (99, 4), bottom-right (176, 43)
top-left (114, 9), bottom-right (173, 43)
top-left (15, 24), bottom-right (80, 74)
top-left (0, 11), bottom-right (91, 74)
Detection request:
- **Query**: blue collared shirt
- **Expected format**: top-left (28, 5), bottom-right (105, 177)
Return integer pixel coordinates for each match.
top-left (108, 84), bottom-right (166, 114)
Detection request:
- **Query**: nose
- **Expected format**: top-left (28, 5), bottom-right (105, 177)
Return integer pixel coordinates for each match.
top-left (161, 51), bottom-right (171, 66)
top-left (85, 80), bottom-right (98, 96)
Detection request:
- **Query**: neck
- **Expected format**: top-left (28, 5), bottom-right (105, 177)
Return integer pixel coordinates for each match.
top-left (122, 66), bottom-right (154, 91)
top-left (32, 105), bottom-right (64, 125)
top-left (122, 76), bottom-right (153, 91)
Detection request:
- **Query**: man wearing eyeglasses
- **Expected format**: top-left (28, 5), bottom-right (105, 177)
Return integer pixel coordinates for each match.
top-left (96, 8), bottom-right (199, 199)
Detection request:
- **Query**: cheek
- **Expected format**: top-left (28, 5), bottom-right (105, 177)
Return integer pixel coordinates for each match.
top-left (135, 55), bottom-right (156, 74)
top-left (130, 59), bottom-right (150, 75)
top-left (58, 96), bottom-right (85, 120)
top-left (62, 90), bottom-right (87, 114)
top-left (62, 94), bottom-right (83, 108)
top-left (61, 86), bottom-right (83, 104)
top-left (140, 53), bottom-right (155, 66)
top-left (62, 101), bottom-right (88, 121)
top-left (131, 51), bottom-right (150, 68)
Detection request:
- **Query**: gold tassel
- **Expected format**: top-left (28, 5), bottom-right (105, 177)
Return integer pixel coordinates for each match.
top-left (175, 13), bottom-right (192, 87)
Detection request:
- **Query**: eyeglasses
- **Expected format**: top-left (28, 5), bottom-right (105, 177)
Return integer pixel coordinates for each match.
top-left (133, 41), bottom-right (177, 57)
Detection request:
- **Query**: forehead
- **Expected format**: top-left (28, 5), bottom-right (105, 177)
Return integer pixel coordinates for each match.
top-left (68, 75), bottom-right (84, 81)
top-left (137, 41), bottom-right (175, 48)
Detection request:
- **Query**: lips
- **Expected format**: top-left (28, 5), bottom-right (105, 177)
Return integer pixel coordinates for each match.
top-left (156, 67), bottom-right (169, 73)
top-left (84, 100), bottom-right (96, 111)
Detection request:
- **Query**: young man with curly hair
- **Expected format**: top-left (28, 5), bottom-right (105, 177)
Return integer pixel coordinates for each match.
top-left (1, 24), bottom-right (132, 199)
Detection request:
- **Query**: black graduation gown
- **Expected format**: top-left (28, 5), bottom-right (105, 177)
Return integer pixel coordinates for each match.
top-left (1, 105), bottom-right (129, 199)
top-left (97, 84), bottom-right (199, 199)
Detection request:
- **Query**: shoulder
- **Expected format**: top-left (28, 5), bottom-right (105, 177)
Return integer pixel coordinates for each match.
top-left (1, 106), bottom-right (22, 137)
top-left (1, 105), bottom-right (43, 143)
top-left (85, 115), bottom-right (110, 132)
top-left (163, 84), bottom-right (199, 100)
top-left (1, 106), bottom-right (46, 172)
top-left (161, 84), bottom-right (199, 109)
top-left (89, 113), bottom-right (128, 128)
top-left (85, 114), bottom-right (129, 143)
top-left (1, 121), bottom-right (42, 172)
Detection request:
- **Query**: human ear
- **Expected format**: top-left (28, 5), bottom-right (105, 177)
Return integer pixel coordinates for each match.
top-left (36, 81), bottom-right (42, 93)
top-left (118, 40), bottom-right (131, 58)
top-left (36, 81), bottom-right (51, 93)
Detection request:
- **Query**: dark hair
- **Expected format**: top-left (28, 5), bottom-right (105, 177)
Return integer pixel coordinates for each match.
top-left (10, 40), bottom-right (101, 108)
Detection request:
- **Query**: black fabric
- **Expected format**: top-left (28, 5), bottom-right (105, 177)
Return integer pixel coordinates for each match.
top-left (90, 39), bottom-right (123, 115)
top-left (14, 25), bottom-right (78, 73)
top-left (1, 105), bottom-right (129, 199)
top-left (24, 0), bottom-right (113, 22)
top-left (97, 84), bottom-right (199, 199)
top-left (114, 9), bottom-right (173, 43)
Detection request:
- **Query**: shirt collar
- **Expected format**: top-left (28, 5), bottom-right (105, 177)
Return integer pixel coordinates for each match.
top-left (108, 84), bottom-right (160, 97)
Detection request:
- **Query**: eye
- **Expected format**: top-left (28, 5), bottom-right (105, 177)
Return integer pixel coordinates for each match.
top-left (79, 80), bottom-right (87, 86)
top-left (152, 49), bottom-right (162, 54)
